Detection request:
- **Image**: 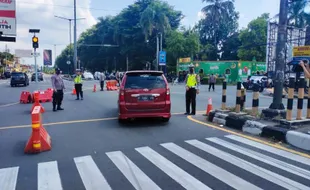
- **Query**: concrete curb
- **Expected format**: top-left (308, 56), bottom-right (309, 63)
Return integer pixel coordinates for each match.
top-left (286, 131), bottom-right (310, 151)
top-left (207, 110), bottom-right (309, 152)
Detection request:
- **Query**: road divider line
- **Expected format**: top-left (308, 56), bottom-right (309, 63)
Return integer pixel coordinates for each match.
top-left (0, 111), bottom-right (204, 130)
top-left (0, 102), bottom-right (19, 108)
top-left (187, 115), bottom-right (310, 158)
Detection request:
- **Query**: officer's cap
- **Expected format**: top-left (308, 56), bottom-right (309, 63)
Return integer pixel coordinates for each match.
top-left (55, 68), bottom-right (61, 72)
top-left (76, 69), bottom-right (81, 72)
top-left (189, 64), bottom-right (194, 68)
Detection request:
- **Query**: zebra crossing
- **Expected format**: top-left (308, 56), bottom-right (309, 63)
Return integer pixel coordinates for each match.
top-left (1, 134), bottom-right (310, 190)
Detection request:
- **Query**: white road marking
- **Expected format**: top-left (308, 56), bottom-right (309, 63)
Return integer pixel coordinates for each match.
top-left (38, 161), bottom-right (63, 190)
top-left (188, 139), bottom-right (308, 190)
top-left (74, 155), bottom-right (112, 190)
top-left (208, 137), bottom-right (310, 180)
top-left (0, 166), bottom-right (19, 190)
top-left (226, 135), bottom-right (310, 166)
top-left (136, 146), bottom-right (211, 190)
top-left (161, 142), bottom-right (262, 190)
top-left (107, 151), bottom-right (161, 190)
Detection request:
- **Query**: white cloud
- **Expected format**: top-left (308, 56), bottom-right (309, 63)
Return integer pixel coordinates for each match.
top-left (197, 11), bottom-right (205, 20)
top-left (3, 0), bottom-right (97, 66)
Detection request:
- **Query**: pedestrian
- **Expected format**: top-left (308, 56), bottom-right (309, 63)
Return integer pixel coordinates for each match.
top-left (74, 69), bottom-right (83, 100)
top-left (51, 68), bottom-right (65, 112)
top-left (185, 64), bottom-right (200, 115)
top-left (300, 59), bottom-right (310, 78)
top-left (209, 74), bottom-right (216, 91)
top-left (99, 71), bottom-right (106, 91)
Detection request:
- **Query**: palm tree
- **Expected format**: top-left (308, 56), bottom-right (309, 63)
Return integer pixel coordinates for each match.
top-left (201, 0), bottom-right (235, 47)
top-left (287, 0), bottom-right (309, 28)
top-left (140, 1), bottom-right (171, 40)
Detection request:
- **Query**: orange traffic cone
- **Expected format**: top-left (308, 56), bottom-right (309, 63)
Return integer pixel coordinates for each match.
top-left (205, 98), bottom-right (213, 116)
top-left (93, 84), bottom-right (96, 92)
top-left (72, 88), bottom-right (76, 95)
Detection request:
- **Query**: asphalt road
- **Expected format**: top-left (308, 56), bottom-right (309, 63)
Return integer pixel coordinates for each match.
top-left (0, 77), bottom-right (309, 190)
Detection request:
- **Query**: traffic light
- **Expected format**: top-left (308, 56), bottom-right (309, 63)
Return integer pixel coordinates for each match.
top-left (32, 36), bottom-right (39, 49)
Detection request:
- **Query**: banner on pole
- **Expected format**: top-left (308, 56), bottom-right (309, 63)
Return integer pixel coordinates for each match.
top-left (0, 0), bottom-right (16, 36)
top-left (43, 50), bottom-right (52, 65)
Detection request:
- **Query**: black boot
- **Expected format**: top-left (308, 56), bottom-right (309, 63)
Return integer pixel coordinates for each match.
top-left (53, 104), bottom-right (57, 112)
top-left (57, 106), bottom-right (64, 110)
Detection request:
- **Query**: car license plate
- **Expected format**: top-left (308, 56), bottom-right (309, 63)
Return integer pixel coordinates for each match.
top-left (138, 95), bottom-right (154, 102)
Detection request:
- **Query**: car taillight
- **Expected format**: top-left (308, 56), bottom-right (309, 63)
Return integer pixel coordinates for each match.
top-left (166, 88), bottom-right (170, 101)
top-left (119, 89), bottom-right (125, 102)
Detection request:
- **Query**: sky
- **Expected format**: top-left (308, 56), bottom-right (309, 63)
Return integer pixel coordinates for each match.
top-left (1, 0), bottom-right (281, 66)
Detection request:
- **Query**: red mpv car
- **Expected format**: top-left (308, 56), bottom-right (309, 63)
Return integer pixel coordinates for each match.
top-left (118, 71), bottom-right (171, 122)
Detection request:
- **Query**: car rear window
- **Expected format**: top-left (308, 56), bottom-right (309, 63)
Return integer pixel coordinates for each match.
top-left (12, 73), bottom-right (24, 77)
top-left (125, 73), bottom-right (166, 89)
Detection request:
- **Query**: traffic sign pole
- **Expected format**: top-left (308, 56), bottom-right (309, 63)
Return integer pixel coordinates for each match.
top-left (34, 48), bottom-right (38, 83)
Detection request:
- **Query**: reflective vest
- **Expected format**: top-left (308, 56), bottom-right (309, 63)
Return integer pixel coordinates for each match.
top-left (74, 75), bottom-right (82, 84)
top-left (187, 74), bottom-right (197, 87)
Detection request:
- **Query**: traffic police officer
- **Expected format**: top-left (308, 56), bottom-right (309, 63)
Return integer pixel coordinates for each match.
top-left (51, 68), bottom-right (65, 111)
top-left (74, 69), bottom-right (83, 100)
top-left (185, 64), bottom-right (200, 115)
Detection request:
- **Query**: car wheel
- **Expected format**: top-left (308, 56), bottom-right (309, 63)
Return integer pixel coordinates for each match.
top-left (11, 84), bottom-right (13, 87)
top-left (118, 118), bottom-right (127, 124)
top-left (162, 118), bottom-right (170, 122)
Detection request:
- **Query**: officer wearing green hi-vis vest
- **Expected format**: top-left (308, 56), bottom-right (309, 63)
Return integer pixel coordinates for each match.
top-left (185, 64), bottom-right (200, 115)
top-left (74, 69), bottom-right (83, 100)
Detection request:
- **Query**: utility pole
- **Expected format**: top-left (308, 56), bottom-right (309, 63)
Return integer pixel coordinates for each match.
top-left (263, 0), bottom-right (288, 118)
top-left (156, 35), bottom-right (159, 71)
top-left (73, 0), bottom-right (77, 70)
top-left (54, 45), bottom-right (56, 66)
top-left (4, 44), bottom-right (7, 74)
top-left (126, 55), bottom-right (129, 71)
top-left (54, 15), bottom-right (85, 71)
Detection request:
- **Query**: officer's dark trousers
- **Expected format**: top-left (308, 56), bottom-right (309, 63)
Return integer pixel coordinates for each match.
top-left (100, 81), bottom-right (104, 91)
top-left (75, 84), bottom-right (83, 99)
top-left (52, 90), bottom-right (64, 109)
top-left (186, 88), bottom-right (196, 114)
top-left (209, 83), bottom-right (215, 91)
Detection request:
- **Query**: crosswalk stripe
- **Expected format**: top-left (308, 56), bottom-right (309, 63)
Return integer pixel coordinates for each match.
top-left (226, 135), bottom-right (310, 166)
top-left (161, 142), bottom-right (262, 190)
top-left (38, 161), bottom-right (63, 190)
top-left (106, 151), bottom-right (161, 190)
top-left (74, 155), bottom-right (112, 190)
top-left (0, 167), bottom-right (19, 190)
top-left (136, 146), bottom-right (211, 190)
top-left (187, 139), bottom-right (306, 190)
top-left (208, 137), bottom-right (310, 180)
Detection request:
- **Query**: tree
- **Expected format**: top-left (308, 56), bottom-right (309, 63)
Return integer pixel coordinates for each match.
top-left (198, 0), bottom-right (239, 60)
top-left (165, 28), bottom-right (200, 69)
top-left (288, 0), bottom-right (309, 28)
top-left (221, 32), bottom-right (241, 60)
top-left (237, 13), bottom-right (269, 61)
top-left (55, 0), bottom-right (183, 72)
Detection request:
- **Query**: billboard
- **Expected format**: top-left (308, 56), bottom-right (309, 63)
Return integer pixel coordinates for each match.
top-left (0, 0), bottom-right (16, 36)
top-left (43, 50), bottom-right (52, 66)
top-left (15, 49), bottom-right (33, 58)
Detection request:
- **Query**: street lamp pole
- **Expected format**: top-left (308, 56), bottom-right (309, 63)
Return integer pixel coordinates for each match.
top-left (54, 15), bottom-right (85, 71)
top-left (74, 0), bottom-right (77, 70)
